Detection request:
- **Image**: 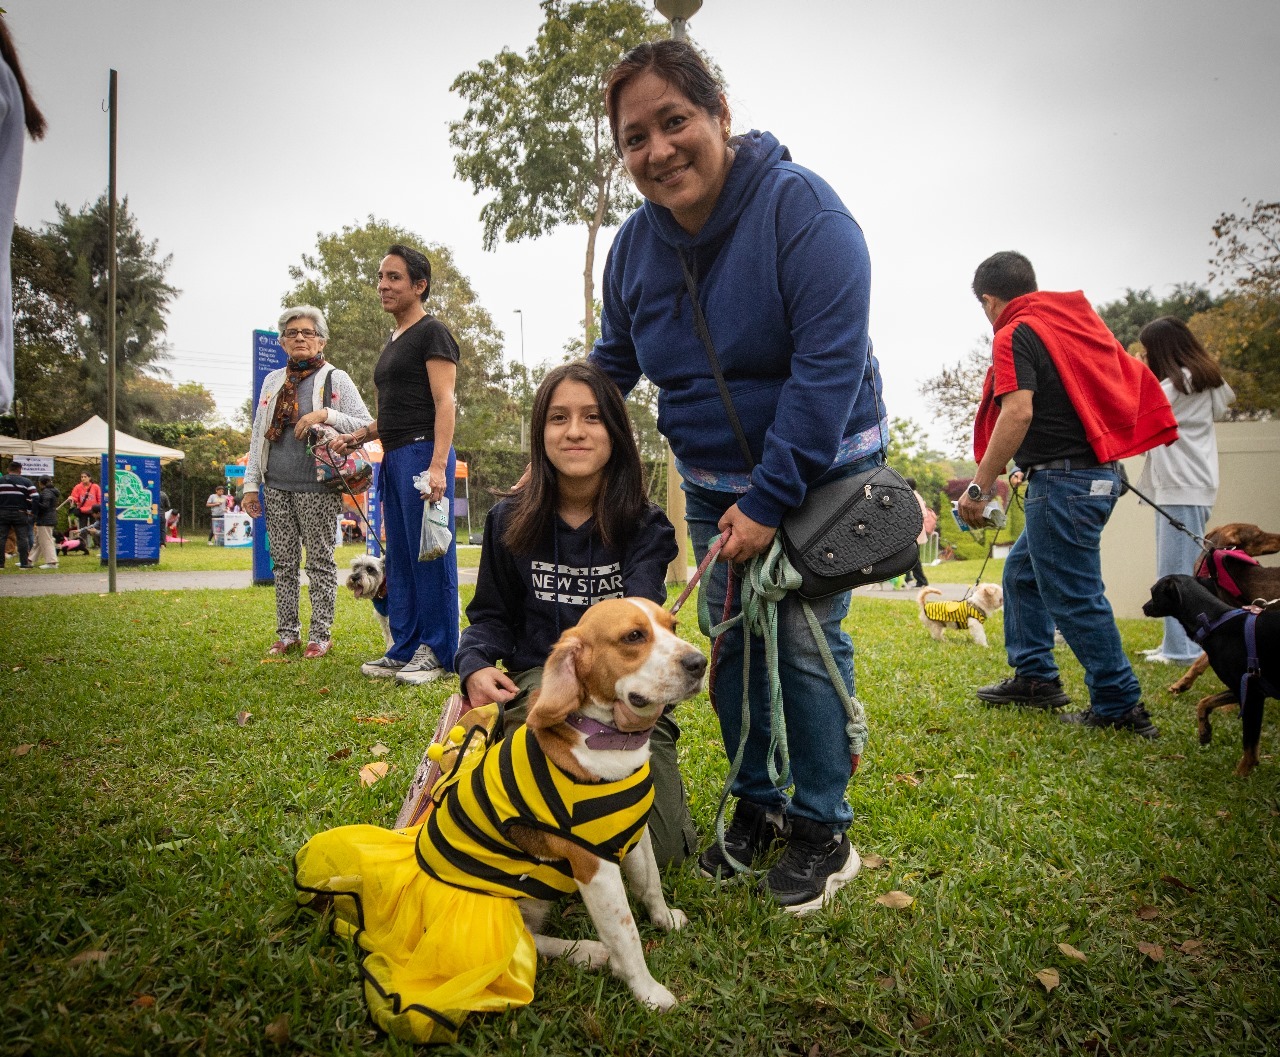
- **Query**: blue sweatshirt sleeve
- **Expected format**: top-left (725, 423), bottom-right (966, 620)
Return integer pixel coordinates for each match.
top-left (620, 505), bottom-right (678, 603)
top-left (737, 205), bottom-right (873, 527)
top-left (455, 507), bottom-right (521, 687)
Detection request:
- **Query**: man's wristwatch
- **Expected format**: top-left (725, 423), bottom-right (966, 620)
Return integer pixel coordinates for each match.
top-left (965, 482), bottom-right (993, 502)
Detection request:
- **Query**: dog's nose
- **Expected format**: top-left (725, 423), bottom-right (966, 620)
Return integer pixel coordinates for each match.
top-left (682, 653), bottom-right (708, 677)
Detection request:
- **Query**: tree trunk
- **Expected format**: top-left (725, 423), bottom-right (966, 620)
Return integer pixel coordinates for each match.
top-left (583, 169), bottom-right (610, 352)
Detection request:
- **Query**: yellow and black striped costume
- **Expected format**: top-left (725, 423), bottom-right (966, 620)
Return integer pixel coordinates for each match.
top-left (293, 725), bottom-right (653, 1045)
top-left (923, 598), bottom-right (988, 629)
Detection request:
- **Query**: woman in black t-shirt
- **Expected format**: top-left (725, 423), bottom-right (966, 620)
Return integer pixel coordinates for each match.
top-left (336, 244), bottom-right (461, 685)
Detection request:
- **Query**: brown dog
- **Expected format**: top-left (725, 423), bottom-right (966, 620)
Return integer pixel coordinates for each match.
top-left (1168, 523), bottom-right (1280, 694)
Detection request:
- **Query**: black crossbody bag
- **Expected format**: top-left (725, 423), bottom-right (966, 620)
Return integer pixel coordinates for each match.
top-left (678, 252), bottom-right (922, 599)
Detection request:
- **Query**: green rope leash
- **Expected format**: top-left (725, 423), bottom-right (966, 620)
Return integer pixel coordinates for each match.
top-left (706, 536), bottom-right (870, 876)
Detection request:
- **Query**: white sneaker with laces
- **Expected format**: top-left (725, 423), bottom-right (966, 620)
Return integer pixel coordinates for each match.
top-left (361, 655), bottom-right (406, 678)
top-left (395, 644), bottom-right (446, 686)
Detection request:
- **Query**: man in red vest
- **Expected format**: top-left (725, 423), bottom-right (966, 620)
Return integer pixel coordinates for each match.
top-left (958, 251), bottom-right (1177, 738)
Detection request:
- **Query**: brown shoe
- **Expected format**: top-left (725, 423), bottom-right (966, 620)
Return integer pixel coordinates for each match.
top-left (303, 640), bottom-right (330, 659)
top-left (267, 639), bottom-right (299, 656)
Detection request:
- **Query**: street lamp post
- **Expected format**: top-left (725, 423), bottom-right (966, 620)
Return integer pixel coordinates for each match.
top-left (652, 0), bottom-right (703, 585)
top-left (513, 309), bottom-right (527, 453)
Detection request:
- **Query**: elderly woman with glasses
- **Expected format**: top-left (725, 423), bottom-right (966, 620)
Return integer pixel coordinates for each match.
top-left (243, 306), bottom-right (373, 658)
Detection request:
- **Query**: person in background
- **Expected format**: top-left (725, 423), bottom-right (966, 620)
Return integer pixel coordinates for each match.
top-left (457, 361), bottom-right (697, 866)
top-left (242, 305), bottom-right (373, 659)
top-left (0, 14), bottom-right (47, 415)
top-left (904, 476), bottom-right (931, 588)
top-left (32, 474), bottom-right (59, 568)
top-left (1135, 316), bottom-right (1235, 665)
top-left (959, 251), bottom-right (1177, 738)
top-left (0, 458), bottom-right (35, 568)
top-left (590, 40), bottom-right (882, 913)
top-left (205, 484), bottom-right (227, 543)
top-left (333, 244), bottom-right (460, 687)
top-left (69, 471), bottom-right (100, 531)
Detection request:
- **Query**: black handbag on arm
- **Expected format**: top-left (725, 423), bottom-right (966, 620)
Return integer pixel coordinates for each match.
top-left (678, 252), bottom-right (922, 600)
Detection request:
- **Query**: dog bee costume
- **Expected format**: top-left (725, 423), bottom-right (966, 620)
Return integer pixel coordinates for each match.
top-left (923, 597), bottom-right (989, 630)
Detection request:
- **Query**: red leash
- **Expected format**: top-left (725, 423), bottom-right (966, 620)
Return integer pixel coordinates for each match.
top-left (669, 534), bottom-right (726, 615)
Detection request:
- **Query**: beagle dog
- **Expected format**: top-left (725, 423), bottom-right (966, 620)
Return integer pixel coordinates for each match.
top-left (426, 597), bottom-right (706, 1012)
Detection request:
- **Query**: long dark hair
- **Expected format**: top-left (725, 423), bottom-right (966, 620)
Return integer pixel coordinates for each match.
top-left (0, 16), bottom-right (47, 139)
top-left (501, 361), bottom-right (647, 555)
top-left (1138, 316), bottom-right (1224, 395)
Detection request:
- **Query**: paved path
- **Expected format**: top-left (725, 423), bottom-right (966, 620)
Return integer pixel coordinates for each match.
top-left (0, 566), bottom-right (970, 601)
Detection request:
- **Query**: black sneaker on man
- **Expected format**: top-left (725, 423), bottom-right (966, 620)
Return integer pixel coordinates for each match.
top-left (698, 798), bottom-right (788, 880)
top-left (1059, 703), bottom-right (1159, 739)
top-left (975, 675), bottom-right (1069, 709)
top-left (760, 816), bottom-right (860, 915)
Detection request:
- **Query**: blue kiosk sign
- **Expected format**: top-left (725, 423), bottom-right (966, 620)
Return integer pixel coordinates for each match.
top-left (100, 454), bottom-right (161, 564)
top-left (251, 330), bottom-right (288, 585)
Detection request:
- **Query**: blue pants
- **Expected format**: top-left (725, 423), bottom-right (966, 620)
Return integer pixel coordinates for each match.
top-left (380, 441), bottom-right (459, 669)
top-left (1153, 504), bottom-right (1210, 662)
top-left (684, 480), bottom-right (857, 831)
top-left (1003, 467), bottom-right (1141, 717)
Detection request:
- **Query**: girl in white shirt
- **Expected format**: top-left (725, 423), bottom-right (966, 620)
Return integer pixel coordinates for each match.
top-left (1137, 316), bottom-right (1235, 664)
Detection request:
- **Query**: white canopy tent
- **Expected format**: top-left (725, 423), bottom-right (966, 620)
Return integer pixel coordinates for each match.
top-left (29, 415), bottom-right (185, 465)
top-left (0, 434), bottom-right (34, 456)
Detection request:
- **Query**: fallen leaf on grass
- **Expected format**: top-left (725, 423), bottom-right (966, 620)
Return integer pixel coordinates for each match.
top-left (876, 975), bottom-right (895, 990)
top-left (259, 657), bottom-right (287, 665)
top-left (359, 761), bottom-right (389, 787)
top-left (56, 1003), bottom-right (69, 1016)
top-left (1137, 941), bottom-right (1165, 962)
top-left (893, 773), bottom-right (921, 787)
top-left (1034, 968), bottom-right (1060, 992)
top-left (69, 950), bottom-right (109, 967)
top-left (369, 742), bottom-right (389, 757)
top-left (318, 687), bottom-right (330, 695)
top-left (924, 727), bottom-right (945, 734)
top-left (264, 1013), bottom-right (291, 1046)
top-left (327, 747), bottom-right (352, 761)
top-left (236, 711), bottom-right (251, 727)
top-left (952, 773), bottom-right (977, 780)
top-left (910, 1012), bottom-right (932, 1029)
top-left (1135, 905), bottom-right (1159, 920)
top-left (1161, 874), bottom-right (1196, 893)
top-left (131, 995), bottom-right (155, 1009)
top-left (12, 743), bottom-right (35, 756)
top-left (1179, 939), bottom-right (1204, 954)
top-left (1057, 942), bottom-right (1087, 962)
top-left (355, 715), bottom-right (397, 725)
top-left (862, 853), bottom-right (887, 869)
top-left (11, 665), bottom-right (26, 672)
top-left (181, 621), bottom-right (192, 626)
top-left (875, 891), bottom-right (914, 909)
top-left (1216, 810), bottom-right (1230, 819)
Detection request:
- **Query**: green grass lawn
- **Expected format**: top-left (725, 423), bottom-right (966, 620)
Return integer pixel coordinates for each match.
top-left (2, 585), bottom-right (1277, 1056)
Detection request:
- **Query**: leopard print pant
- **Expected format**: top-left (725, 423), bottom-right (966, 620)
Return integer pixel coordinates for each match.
top-left (263, 487), bottom-right (344, 644)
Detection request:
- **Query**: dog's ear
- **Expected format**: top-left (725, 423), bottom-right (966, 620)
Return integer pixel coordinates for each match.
top-left (528, 635), bottom-right (591, 729)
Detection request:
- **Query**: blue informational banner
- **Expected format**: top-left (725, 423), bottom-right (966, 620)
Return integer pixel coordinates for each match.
top-left (251, 330), bottom-right (288, 585)
top-left (100, 454), bottom-right (161, 564)
top-left (366, 463), bottom-right (383, 558)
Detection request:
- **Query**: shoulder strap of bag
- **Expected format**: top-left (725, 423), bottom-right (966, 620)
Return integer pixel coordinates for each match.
top-left (679, 250), bottom-right (756, 472)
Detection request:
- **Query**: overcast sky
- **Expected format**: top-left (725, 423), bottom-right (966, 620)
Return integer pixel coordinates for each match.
top-left (12, 0), bottom-right (1280, 451)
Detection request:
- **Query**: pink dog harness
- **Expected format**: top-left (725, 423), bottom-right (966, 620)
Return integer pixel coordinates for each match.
top-left (1194, 548), bottom-right (1260, 601)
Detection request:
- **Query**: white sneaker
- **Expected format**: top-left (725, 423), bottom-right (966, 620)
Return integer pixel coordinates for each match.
top-left (395, 644), bottom-right (446, 686)
top-left (361, 655), bottom-right (406, 678)
top-left (39, 563), bottom-right (58, 569)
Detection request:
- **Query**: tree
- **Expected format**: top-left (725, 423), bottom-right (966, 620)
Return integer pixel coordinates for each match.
top-left (449, 0), bottom-right (664, 349)
top-left (40, 195), bottom-right (179, 429)
top-left (919, 337), bottom-right (991, 459)
top-left (284, 218), bottom-right (516, 450)
top-left (886, 417), bottom-right (950, 511)
top-left (3, 226), bottom-right (90, 438)
top-left (1095, 284), bottom-right (1217, 349)
top-left (129, 378), bottom-right (217, 426)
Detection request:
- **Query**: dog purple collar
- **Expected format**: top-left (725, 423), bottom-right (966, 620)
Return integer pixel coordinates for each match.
top-left (565, 712), bottom-right (654, 751)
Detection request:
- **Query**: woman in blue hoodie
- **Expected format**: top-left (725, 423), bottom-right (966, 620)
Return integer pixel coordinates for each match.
top-left (590, 40), bottom-right (885, 915)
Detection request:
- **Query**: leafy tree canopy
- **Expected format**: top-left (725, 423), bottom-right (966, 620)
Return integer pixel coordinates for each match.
top-left (40, 195), bottom-right (178, 429)
top-left (283, 217), bottom-right (515, 450)
top-left (130, 378), bottom-right (217, 427)
top-left (1095, 284), bottom-right (1217, 349)
top-left (449, 0), bottom-right (664, 347)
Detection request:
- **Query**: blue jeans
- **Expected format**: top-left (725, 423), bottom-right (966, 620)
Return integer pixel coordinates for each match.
top-left (381, 441), bottom-right (459, 669)
top-left (1003, 467), bottom-right (1141, 716)
top-left (684, 479), bottom-right (858, 830)
top-left (1153, 504), bottom-right (1209, 662)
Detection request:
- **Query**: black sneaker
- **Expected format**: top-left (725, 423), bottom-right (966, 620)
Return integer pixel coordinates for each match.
top-left (760, 816), bottom-right (861, 915)
top-left (975, 675), bottom-right (1069, 709)
top-left (1060, 703), bottom-right (1159, 739)
top-left (698, 799), bottom-right (788, 879)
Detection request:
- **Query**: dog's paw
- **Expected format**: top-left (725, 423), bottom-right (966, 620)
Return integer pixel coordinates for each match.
top-left (653, 906), bottom-right (688, 932)
top-left (1197, 721), bottom-right (1213, 745)
top-left (634, 979), bottom-right (678, 1011)
top-left (1168, 680), bottom-right (1190, 695)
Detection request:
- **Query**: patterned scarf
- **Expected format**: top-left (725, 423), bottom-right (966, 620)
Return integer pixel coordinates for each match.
top-left (266, 354), bottom-right (326, 442)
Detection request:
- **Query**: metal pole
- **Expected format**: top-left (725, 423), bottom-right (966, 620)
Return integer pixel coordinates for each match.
top-left (106, 69), bottom-right (118, 593)
top-left (514, 308), bottom-right (526, 453)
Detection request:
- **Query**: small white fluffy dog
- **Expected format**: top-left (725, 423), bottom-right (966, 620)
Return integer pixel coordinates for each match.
top-left (917, 584), bottom-right (1003, 647)
top-left (345, 554), bottom-right (393, 649)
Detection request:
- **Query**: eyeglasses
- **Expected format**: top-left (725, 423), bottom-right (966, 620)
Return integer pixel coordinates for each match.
top-left (283, 328), bottom-right (320, 339)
